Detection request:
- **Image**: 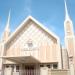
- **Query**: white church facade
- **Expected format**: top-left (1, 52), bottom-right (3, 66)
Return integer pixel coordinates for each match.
top-left (0, 1), bottom-right (75, 75)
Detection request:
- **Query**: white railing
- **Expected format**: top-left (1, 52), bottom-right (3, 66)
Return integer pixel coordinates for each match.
top-left (12, 70), bottom-right (40, 75)
top-left (13, 72), bottom-right (20, 75)
top-left (48, 69), bottom-right (69, 75)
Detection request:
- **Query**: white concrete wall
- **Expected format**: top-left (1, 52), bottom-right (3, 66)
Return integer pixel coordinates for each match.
top-left (40, 67), bottom-right (48, 75)
top-left (4, 21), bottom-right (61, 69)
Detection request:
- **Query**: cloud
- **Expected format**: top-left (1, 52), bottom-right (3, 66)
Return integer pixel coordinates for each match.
top-left (42, 21), bottom-right (57, 33)
top-left (24, 0), bottom-right (32, 15)
top-left (49, 25), bottom-right (56, 32)
top-left (26, 6), bottom-right (32, 15)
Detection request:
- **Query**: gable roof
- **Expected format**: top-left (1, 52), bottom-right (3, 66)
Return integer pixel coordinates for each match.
top-left (5, 16), bottom-right (60, 44)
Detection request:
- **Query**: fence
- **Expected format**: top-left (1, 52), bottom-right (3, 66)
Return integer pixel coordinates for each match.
top-left (48, 69), bottom-right (69, 75)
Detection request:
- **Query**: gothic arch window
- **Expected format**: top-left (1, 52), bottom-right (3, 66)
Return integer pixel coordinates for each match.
top-left (27, 39), bottom-right (33, 48)
top-left (22, 39), bottom-right (34, 51)
top-left (23, 39), bottom-right (38, 51)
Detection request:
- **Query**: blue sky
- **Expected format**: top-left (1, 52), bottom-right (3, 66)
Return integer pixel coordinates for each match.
top-left (0, 0), bottom-right (75, 45)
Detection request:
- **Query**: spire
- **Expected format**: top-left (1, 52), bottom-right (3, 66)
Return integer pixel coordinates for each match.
top-left (2, 10), bottom-right (11, 41)
top-left (5, 10), bottom-right (11, 32)
top-left (64, 0), bottom-right (70, 20)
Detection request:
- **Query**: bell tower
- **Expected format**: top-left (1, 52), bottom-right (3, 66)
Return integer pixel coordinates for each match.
top-left (64, 0), bottom-right (74, 37)
top-left (64, 0), bottom-right (75, 58)
top-left (64, 0), bottom-right (75, 74)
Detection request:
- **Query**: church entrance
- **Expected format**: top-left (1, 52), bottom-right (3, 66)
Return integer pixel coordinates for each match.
top-left (22, 64), bottom-right (36, 75)
top-left (25, 65), bottom-right (35, 75)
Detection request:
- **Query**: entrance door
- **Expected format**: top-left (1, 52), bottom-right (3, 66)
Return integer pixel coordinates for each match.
top-left (25, 65), bottom-right (35, 75)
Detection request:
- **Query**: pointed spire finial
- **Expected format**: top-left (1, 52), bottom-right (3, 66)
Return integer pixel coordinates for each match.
top-left (5, 9), bottom-right (11, 32)
top-left (64, 0), bottom-right (70, 20)
top-left (2, 9), bottom-right (11, 41)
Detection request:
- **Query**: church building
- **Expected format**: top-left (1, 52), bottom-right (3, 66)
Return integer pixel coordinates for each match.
top-left (0, 1), bottom-right (75, 75)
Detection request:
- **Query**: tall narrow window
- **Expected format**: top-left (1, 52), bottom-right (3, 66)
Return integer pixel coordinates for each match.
top-left (16, 65), bottom-right (19, 72)
top-left (27, 39), bottom-right (33, 50)
top-left (53, 64), bottom-right (58, 69)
